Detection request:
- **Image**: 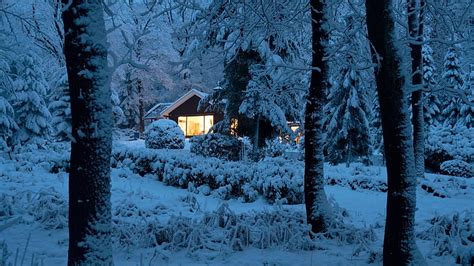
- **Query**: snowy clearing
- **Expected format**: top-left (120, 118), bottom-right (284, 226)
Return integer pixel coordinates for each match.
top-left (1, 143), bottom-right (473, 265)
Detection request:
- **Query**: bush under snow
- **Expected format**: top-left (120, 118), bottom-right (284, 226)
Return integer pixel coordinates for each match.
top-left (425, 125), bottom-right (474, 172)
top-left (440, 159), bottom-right (473, 178)
top-left (145, 120), bottom-right (185, 150)
top-left (190, 133), bottom-right (242, 161)
top-left (418, 212), bottom-right (474, 264)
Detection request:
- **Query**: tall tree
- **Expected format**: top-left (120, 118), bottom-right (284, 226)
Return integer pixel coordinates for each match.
top-left (62, 0), bottom-right (113, 264)
top-left (408, 0), bottom-right (425, 178)
top-left (365, 0), bottom-right (425, 264)
top-left (304, 0), bottom-right (332, 234)
top-left (422, 40), bottom-right (441, 127)
top-left (182, 0), bottom-right (308, 147)
top-left (441, 46), bottom-right (466, 127)
top-left (324, 54), bottom-right (372, 166)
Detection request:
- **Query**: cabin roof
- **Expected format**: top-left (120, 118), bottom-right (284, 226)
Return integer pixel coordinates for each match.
top-left (160, 89), bottom-right (208, 117)
top-left (145, 89), bottom-right (209, 119)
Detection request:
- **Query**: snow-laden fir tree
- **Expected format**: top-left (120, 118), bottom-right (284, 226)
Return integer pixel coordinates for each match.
top-left (0, 97), bottom-right (17, 151)
top-left (324, 55), bottom-right (371, 165)
top-left (182, 0), bottom-right (308, 146)
top-left (441, 46), bottom-right (466, 127)
top-left (48, 72), bottom-right (71, 141)
top-left (11, 53), bottom-right (51, 145)
top-left (459, 65), bottom-right (474, 127)
top-left (111, 87), bottom-right (125, 127)
top-left (369, 90), bottom-right (383, 157)
top-left (0, 58), bottom-right (17, 151)
top-left (118, 67), bottom-right (140, 129)
top-left (422, 41), bottom-right (442, 126)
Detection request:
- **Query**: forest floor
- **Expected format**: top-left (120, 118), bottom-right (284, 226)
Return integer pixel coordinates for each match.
top-left (0, 141), bottom-right (473, 265)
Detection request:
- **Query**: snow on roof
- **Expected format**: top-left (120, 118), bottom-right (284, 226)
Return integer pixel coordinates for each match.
top-left (144, 102), bottom-right (172, 119)
top-left (159, 89), bottom-right (208, 117)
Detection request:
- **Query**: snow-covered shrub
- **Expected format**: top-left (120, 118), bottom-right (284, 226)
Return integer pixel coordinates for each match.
top-left (145, 120), bottom-right (185, 149)
top-left (419, 174), bottom-right (471, 198)
top-left (0, 194), bottom-right (14, 217)
top-left (326, 164), bottom-right (388, 192)
top-left (262, 138), bottom-right (301, 159)
top-left (440, 160), bottom-right (473, 178)
top-left (426, 125), bottom-right (474, 172)
top-left (263, 138), bottom-right (288, 158)
top-left (29, 188), bottom-right (67, 229)
top-left (253, 158), bottom-right (304, 204)
top-left (10, 142), bottom-right (70, 173)
top-left (418, 212), bottom-right (474, 264)
top-left (190, 133), bottom-right (242, 161)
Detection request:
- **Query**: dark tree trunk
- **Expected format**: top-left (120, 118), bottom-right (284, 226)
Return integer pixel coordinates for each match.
top-left (62, 1), bottom-right (113, 264)
top-left (365, 0), bottom-right (425, 265)
top-left (138, 81), bottom-right (145, 133)
top-left (304, 0), bottom-right (332, 234)
top-left (408, 0), bottom-right (425, 179)
top-left (135, 40), bottom-right (145, 133)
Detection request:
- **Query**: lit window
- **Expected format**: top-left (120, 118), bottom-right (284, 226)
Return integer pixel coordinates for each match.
top-left (177, 115), bottom-right (215, 137)
top-left (178, 117), bottom-right (187, 135)
top-left (187, 116), bottom-right (204, 136)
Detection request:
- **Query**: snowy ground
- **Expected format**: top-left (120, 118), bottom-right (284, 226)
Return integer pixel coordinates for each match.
top-left (0, 143), bottom-right (473, 265)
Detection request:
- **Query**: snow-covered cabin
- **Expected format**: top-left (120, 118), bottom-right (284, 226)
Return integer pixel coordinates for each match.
top-left (144, 89), bottom-right (224, 137)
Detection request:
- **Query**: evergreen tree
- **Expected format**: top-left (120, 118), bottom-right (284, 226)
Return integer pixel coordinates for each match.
top-left (459, 66), bottom-right (474, 127)
top-left (441, 46), bottom-right (465, 127)
top-left (324, 56), bottom-right (371, 165)
top-left (118, 67), bottom-right (140, 129)
top-left (0, 58), bottom-right (17, 151)
top-left (11, 53), bottom-right (51, 145)
top-left (48, 72), bottom-right (72, 141)
top-left (183, 0), bottom-right (308, 146)
top-left (111, 87), bottom-right (125, 127)
top-left (369, 90), bottom-right (383, 156)
top-left (422, 42), bottom-right (442, 126)
top-left (0, 96), bottom-right (17, 151)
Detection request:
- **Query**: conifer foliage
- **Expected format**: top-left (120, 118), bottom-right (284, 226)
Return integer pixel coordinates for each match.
top-left (324, 56), bottom-right (371, 165)
top-left (49, 72), bottom-right (72, 141)
top-left (0, 58), bottom-right (17, 151)
top-left (11, 53), bottom-right (51, 145)
top-left (422, 42), bottom-right (441, 126)
top-left (0, 96), bottom-right (17, 151)
top-left (441, 46), bottom-right (467, 127)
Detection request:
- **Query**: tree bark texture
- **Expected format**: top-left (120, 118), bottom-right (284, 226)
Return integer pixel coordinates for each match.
top-left (62, 0), bottom-right (113, 264)
top-left (408, 0), bottom-right (426, 179)
top-left (365, 0), bottom-right (425, 265)
top-left (304, 0), bottom-right (332, 234)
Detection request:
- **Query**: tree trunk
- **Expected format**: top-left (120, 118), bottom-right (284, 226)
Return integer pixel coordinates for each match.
top-left (138, 81), bottom-right (145, 133)
top-left (408, 0), bottom-right (425, 179)
top-left (365, 0), bottom-right (425, 265)
top-left (62, 1), bottom-right (113, 265)
top-left (304, 0), bottom-right (332, 234)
